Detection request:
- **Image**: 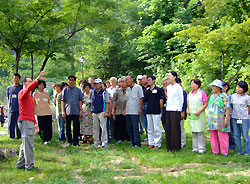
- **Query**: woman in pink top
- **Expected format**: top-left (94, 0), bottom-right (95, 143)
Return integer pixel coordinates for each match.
top-left (33, 80), bottom-right (53, 145)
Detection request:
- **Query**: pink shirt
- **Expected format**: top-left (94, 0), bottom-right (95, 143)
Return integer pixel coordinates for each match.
top-left (190, 89), bottom-right (208, 104)
top-left (18, 81), bottom-right (38, 125)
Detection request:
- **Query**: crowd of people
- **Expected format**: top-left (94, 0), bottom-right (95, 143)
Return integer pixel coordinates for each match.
top-left (5, 70), bottom-right (250, 171)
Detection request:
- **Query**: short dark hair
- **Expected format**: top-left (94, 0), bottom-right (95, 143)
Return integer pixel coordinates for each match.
top-left (222, 82), bottom-right (230, 92)
top-left (83, 83), bottom-right (91, 89)
top-left (22, 77), bottom-right (31, 84)
top-left (79, 79), bottom-right (87, 86)
top-left (170, 71), bottom-right (177, 78)
top-left (238, 81), bottom-right (248, 93)
top-left (147, 75), bottom-right (156, 81)
top-left (13, 73), bottom-right (21, 79)
top-left (68, 75), bottom-right (76, 81)
top-left (60, 82), bottom-right (68, 91)
top-left (38, 80), bottom-right (46, 88)
top-left (176, 78), bottom-right (182, 84)
top-left (191, 78), bottom-right (201, 88)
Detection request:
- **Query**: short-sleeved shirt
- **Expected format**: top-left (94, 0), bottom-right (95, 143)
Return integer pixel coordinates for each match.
top-left (125, 84), bottom-right (144, 115)
top-left (6, 84), bottom-right (23, 112)
top-left (107, 86), bottom-right (118, 100)
top-left (61, 86), bottom-right (83, 115)
top-left (144, 86), bottom-right (163, 114)
top-left (231, 93), bottom-right (250, 119)
top-left (207, 93), bottom-right (230, 132)
top-left (33, 91), bottom-right (52, 116)
top-left (113, 88), bottom-right (126, 115)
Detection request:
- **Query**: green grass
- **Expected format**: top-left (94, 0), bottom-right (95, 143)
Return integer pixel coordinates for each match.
top-left (0, 122), bottom-right (250, 184)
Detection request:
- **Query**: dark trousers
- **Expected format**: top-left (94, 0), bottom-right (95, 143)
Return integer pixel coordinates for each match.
top-left (228, 118), bottom-right (235, 151)
top-left (37, 115), bottom-right (52, 142)
top-left (161, 108), bottom-right (167, 133)
top-left (115, 114), bottom-right (129, 141)
top-left (109, 116), bottom-right (115, 139)
top-left (66, 115), bottom-right (80, 145)
top-left (166, 111), bottom-right (181, 151)
top-left (8, 112), bottom-right (21, 139)
top-left (126, 115), bottom-right (141, 146)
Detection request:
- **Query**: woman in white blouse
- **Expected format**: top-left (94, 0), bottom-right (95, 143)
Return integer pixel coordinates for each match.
top-left (165, 71), bottom-right (184, 151)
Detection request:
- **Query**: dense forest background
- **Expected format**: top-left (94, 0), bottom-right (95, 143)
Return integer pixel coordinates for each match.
top-left (1, 0), bottom-right (250, 104)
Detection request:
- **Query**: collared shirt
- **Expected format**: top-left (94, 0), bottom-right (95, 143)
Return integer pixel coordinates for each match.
top-left (142, 85), bottom-right (149, 104)
top-left (6, 84), bottom-right (23, 112)
top-left (61, 86), bottom-right (83, 115)
top-left (125, 84), bottom-right (144, 115)
top-left (144, 85), bottom-right (163, 114)
top-left (166, 83), bottom-right (183, 112)
top-left (107, 86), bottom-right (118, 100)
top-left (18, 81), bottom-right (38, 125)
top-left (231, 93), bottom-right (250, 119)
top-left (113, 88), bottom-right (126, 115)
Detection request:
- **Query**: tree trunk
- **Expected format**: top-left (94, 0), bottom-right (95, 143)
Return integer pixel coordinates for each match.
top-left (221, 53), bottom-right (224, 81)
top-left (40, 56), bottom-right (49, 71)
top-left (15, 50), bottom-right (21, 73)
top-left (228, 53), bottom-right (249, 83)
top-left (31, 52), bottom-right (34, 80)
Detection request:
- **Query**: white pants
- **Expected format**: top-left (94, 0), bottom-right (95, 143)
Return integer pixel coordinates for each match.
top-left (146, 114), bottom-right (162, 147)
top-left (180, 120), bottom-right (186, 147)
top-left (192, 132), bottom-right (206, 152)
top-left (93, 112), bottom-right (108, 145)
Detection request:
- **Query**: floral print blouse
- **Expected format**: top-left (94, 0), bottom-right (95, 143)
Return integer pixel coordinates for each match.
top-left (207, 92), bottom-right (230, 132)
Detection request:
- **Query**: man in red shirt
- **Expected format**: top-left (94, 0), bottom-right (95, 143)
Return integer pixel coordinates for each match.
top-left (16, 71), bottom-right (45, 171)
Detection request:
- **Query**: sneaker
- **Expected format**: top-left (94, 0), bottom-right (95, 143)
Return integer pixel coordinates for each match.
top-left (143, 138), bottom-right (148, 142)
top-left (74, 144), bottom-right (80, 147)
top-left (91, 144), bottom-right (99, 147)
top-left (44, 141), bottom-right (48, 145)
top-left (214, 153), bottom-right (220, 155)
top-left (222, 154), bottom-right (228, 157)
top-left (16, 166), bottom-right (25, 170)
top-left (25, 166), bottom-right (42, 172)
top-left (129, 144), bottom-right (134, 147)
top-left (115, 140), bottom-right (123, 144)
top-left (134, 145), bottom-right (141, 148)
top-left (244, 153), bottom-right (250, 156)
top-left (192, 149), bottom-right (198, 152)
top-left (101, 144), bottom-right (107, 149)
top-left (181, 144), bottom-right (186, 148)
top-left (66, 143), bottom-right (72, 147)
top-left (198, 150), bottom-right (206, 154)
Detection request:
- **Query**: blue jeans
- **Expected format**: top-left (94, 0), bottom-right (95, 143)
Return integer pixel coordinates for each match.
top-left (232, 118), bottom-right (250, 155)
top-left (57, 115), bottom-right (66, 142)
top-left (141, 104), bottom-right (148, 135)
top-left (126, 115), bottom-right (141, 146)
